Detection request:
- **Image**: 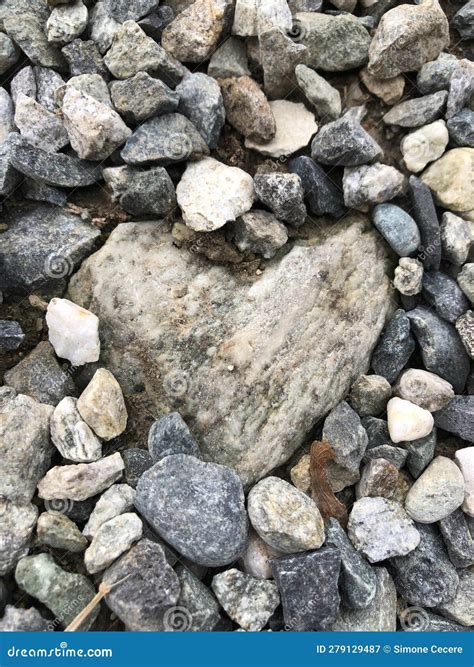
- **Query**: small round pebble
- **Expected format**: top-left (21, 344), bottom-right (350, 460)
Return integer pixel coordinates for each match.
top-left (387, 397), bottom-right (434, 443)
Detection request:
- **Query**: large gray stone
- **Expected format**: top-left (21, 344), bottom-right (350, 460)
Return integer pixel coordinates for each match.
top-left (68, 217), bottom-right (392, 485)
top-left (0, 500), bottom-right (37, 576)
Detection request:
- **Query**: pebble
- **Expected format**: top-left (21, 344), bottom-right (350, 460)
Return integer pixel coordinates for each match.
top-left (452, 0), bottom-right (474, 40)
top-left (387, 397), bottom-right (434, 444)
top-left (360, 68), bottom-right (405, 105)
top-left (135, 454), bottom-right (248, 566)
top-left (148, 412), bottom-right (200, 462)
top-left (389, 523), bottom-right (459, 608)
top-left (0, 31), bottom-right (19, 74)
top-left (109, 72), bottom-right (178, 124)
top-left (247, 476), bottom-right (325, 554)
top-left (240, 529), bottom-right (280, 580)
top-left (46, 297), bottom-right (100, 366)
top-left (421, 148), bottom-right (474, 216)
top-left (212, 569), bottom-right (280, 632)
top-left (103, 538), bottom-right (180, 631)
top-left (208, 36), bottom-right (250, 79)
top-left (176, 157), bottom-right (254, 232)
top-left (367, 0), bottom-right (449, 79)
top-left (36, 510), bottom-right (88, 552)
top-left (121, 113), bottom-right (209, 166)
top-left (408, 176), bottom-right (441, 271)
top-left (37, 452), bottom-right (124, 502)
top-left (88, 2), bottom-right (120, 54)
top-left (458, 263), bottom-right (474, 303)
top-left (403, 430), bottom-right (437, 479)
top-left (83, 483), bottom-right (135, 538)
top-left (361, 416), bottom-right (393, 450)
top-left (10, 67), bottom-right (36, 106)
top-left (22, 179), bottom-right (67, 207)
top-left (62, 38), bottom-right (108, 78)
top-left (383, 91), bottom-right (447, 129)
top-left (59, 73), bottom-right (112, 107)
top-left (219, 75), bottom-right (275, 143)
top-left (272, 547), bottom-right (341, 630)
top-left (393, 369), bottom-right (454, 412)
top-left (177, 73), bottom-right (225, 149)
top-left (456, 311), bottom-right (474, 358)
top-left (294, 65), bottom-right (341, 122)
top-left (311, 117), bottom-right (382, 167)
top-left (401, 120), bottom-right (449, 173)
top-left (436, 569), bottom-right (474, 627)
top-left (407, 306), bottom-right (470, 393)
top-left (405, 455), bottom-right (464, 523)
top-left (439, 508), bottom-right (474, 568)
top-left (343, 163), bottom-right (405, 212)
top-left (227, 210), bottom-right (288, 259)
top-left (14, 93), bottom-right (69, 153)
top-left (371, 309), bottom-right (415, 384)
top-left (440, 212), bottom-right (472, 266)
top-left (0, 387), bottom-right (53, 503)
top-left (103, 165), bottom-right (176, 218)
top-left (416, 53), bottom-right (458, 95)
top-left (287, 156), bottom-right (345, 218)
top-left (46, 1), bottom-right (88, 45)
top-left (0, 134), bottom-right (22, 198)
top-left (322, 401), bottom-right (368, 482)
top-left (349, 375), bottom-right (391, 417)
top-left (121, 449), bottom-right (153, 488)
top-left (102, 0), bottom-right (159, 22)
top-left (259, 27), bottom-right (307, 99)
top-left (77, 369), bottom-right (128, 441)
top-left (325, 518), bottom-right (377, 610)
top-left (50, 396), bottom-right (102, 463)
top-left (15, 553), bottom-right (97, 629)
top-left (455, 447), bottom-right (474, 516)
top-left (348, 497), bottom-right (420, 562)
top-left (0, 606), bottom-right (49, 632)
top-left (372, 204), bottom-right (420, 257)
top-left (363, 444), bottom-right (408, 471)
top-left (422, 271), bottom-right (469, 323)
top-left (246, 100), bottom-right (317, 158)
top-left (356, 458), bottom-right (399, 499)
top-left (0, 89), bottom-right (14, 143)
top-left (447, 108), bottom-right (474, 148)
top-left (84, 512), bottom-right (142, 574)
top-left (0, 500), bottom-right (37, 576)
top-left (446, 62), bottom-right (473, 120)
top-left (254, 173), bottom-right (306, 227)
top-left (175, 564), bottom-right (221, 631)
top-left (232, 0), bottom-right (292, 36)
top-left (35, 65), bottom-right (64, 112)
top-left (0, 320), bottom-right (24, 351)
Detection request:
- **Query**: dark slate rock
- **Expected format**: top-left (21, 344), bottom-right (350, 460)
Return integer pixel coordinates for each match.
top-left (104, 165), bottom-right (177, 218)
top-left (0, 605), bottom-right (49, 632)
top-left (439, 508), bottom-right (474, 569)
top-left (9, 136), bottom-right (102, 188)
top-left (22, 179), bottom-right (67, 207)
top-left (452, 0), bottom-right (474, 40)
top-left (362, 416), bottom-right (393, 449)
top-left (148, 412), bottom-right (200, 462)
top-left (408, 176), bottom-right (441, 271)
top-left (417, 55), bottom-right (459, 95)
top-left (0, 133), bottom-right (22, 198)
top-left (4, 341), bottom-right (76, 406)
top-left (407, 307), bottom-right (470, 393)
top-left (322, 401), bottom-right (368, 474)
top-left (121, 113), bottom-right (209, 166)
top-left (389, 523), bottom-right (459, 608)
top-left (371, 309), bottom-right (415, 383)
top-left (49, 495), bottom-right (99, 523)
top-left (272, 547), bottom-right (341, 630)
top-left (103, 0), bottom-right (159, 22)
top-left (446, 65), bottom-right (473, 120)
top-left (310, 117), bottom-right (382, 167)
top-left (372, 204), bottom-right (420, 257)
top-left (383, 91), bottom-right (447, 128)
top-left (422, 271), bottom-right (470, 323)
top-left (401, 429), bottom-right (437, 479)
top-left (176, 73), bottom-right (225, 150)
top-left (325, 518), bottom-right (377, 610)
top-left (288, 156), bottom-right (345, 218)
top-left (122, 448), bottom-right (153, 488)
top-left (109, 72), bottom-right (179, 125)
top-left (61, 39), bottom-right (108, 78)
top-left (0, 203), bottom-right (100, 297)
top-left (135, 454), bottom-right (248, 567)
top-left (0, 320), bottom-right (24, 351)
top-left (253, 173), bottom-right (306, 228)
top-left (401, 608), bottom-right (465, 632)
top-left (363, 444), bottom-right (408, 470)
top-left (175, 564), bottom-right (221, 632)
top-left (103, 538), bottom-right (180, 631)
top-left (447, 109), bottom-right (474, 148)
top-left (138, 6), bottom-right (175, 39)
top-left (433, 395), bottom-right (474, 442)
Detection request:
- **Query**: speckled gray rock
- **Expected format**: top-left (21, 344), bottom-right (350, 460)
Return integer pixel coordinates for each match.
top-left (294, 64), bottom-right (341, 121)
top-left (175, 564), bottom-right (220, 632)
top-left (272, 547), bottom-right (341, 630)
top-left (176, 73), bottom-right (224, 149)
top-left (88, 1), bottom-right (120, 54)
top-left (46, 1), bottom-right (88, 45)
top-left (34, 66), bottom-right (64, 112)
top-left (109, 72), bottom-right (178, 124)
top-left (348, 497), bottom-right (420, 563)
top-left (372, 203), bottom-right (421, 257)
top-left (227, 210), bottom-right (288, 259)
top-left (135, 455), bottom-right (248, 566)
top-left (288, 156), bottom-right (345, 218)
top-left (452, 0), bottom-right (474, 40)
top-left (402, 430), bottom-right (437, 479)
top-left (458, 308), bottom-right (474, 355)
top-left (148, 412), bottom-right (200, 462)
top-left (0, 133), bottom-right (22, 198)
top-left (446, 62), bottom-right (473, 120)
top-left (440, 212), bottom-right (472, 266)
top-left (433, 395), bottom-right (474, 442)
top-left (349, 375), bottom-right (391, 417)
top-left (103, 538), bottom-right (180, 631)
top-left (407, 307), bottom-right (470, 393)
top-left (0, 500), bottom-right (37, 576)
top-left (254, 173), bottom-right (306, 227)
top-left (447, 109), bottom-right (474, 148)
top-left (0, 88), bottom-right (14, 143)
top-left (394, 369), bottom-right (454, 412)
top-left (58, 73), bottom-right (112, 108)
top-left (439, 508), bottom-right (474, 568)
top-left (389, 523), bottom-right (458, 608)
top-left (15, 553), bottom-right (97, 629)
top-left (383, 91), bottom-right (447, 128)
top-left (50, 397), bottom-right (102, 462)
top-left (343, 163), bottom-right (405, 212)
top-left (422, 271), bottom-right (470, 323)
top-left (0, 605), bottom-right (49, 632)
top-left (0, 31), bottom-right (19, 74)
top-left (22, 179), bottom-right (67, 207)
top-left (103, 165), bottom-right (176, 217)
top-left (0, 321), bottom-right (24, 351)
top-left (458, 264), bottom-right (474, 304)
top-left (36, 511), bottom-right (87, 552)
top-left (13, 93), bottom-right (68, 153)
top-left (103, 0), bottom-right (159, 22)
top-left (84, 512), bottom-right (142, 574)
top-left (363, 444), bottom-right (408, 470)
top-left (405, 456), bottom-right (465, 523)
top-left (259, 27), bottom-right (308, 100)
top-left (122, 449), bottom-right (153, 488)
top-left (61, 38), bottom-right (107, 78)
top-left (323, 401), bottom-right (368, 488)
top-left (311, 117), bottom-right (382, 166)
top-left (208, 36), bottom-right (250, 78)
top-left (417, 53), bottom-right (458, 95)
top-left (212, 569), bottom-right (279, 631)
top-left (436, 569), bottom-right (474, 627)
top-left (83, 483), bottom-right (135, 538)
top-left (371, 309), bottom-right (415, 384)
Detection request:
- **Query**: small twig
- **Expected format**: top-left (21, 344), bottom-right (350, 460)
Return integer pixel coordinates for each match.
top-left (309, 439), bottom-right (348, 528)
top-left (64, 574), bottom-right (131, 632)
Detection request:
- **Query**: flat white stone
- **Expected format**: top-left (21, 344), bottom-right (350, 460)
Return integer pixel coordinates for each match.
top-left (455, 447), bottom-right (474, 517)
top-left (245, 100), bottom-right (318, 158)
top-left (387, 397), bottom-right (434, 443)
top-left (50, 396), bottom-right (102, 462)
top-left (46, 297), bottom-right (100, 366)
top-left (84, 512), bottom-right (142, 574)
top-left (77, 368), bottom-right (128, 440)
top-left (401, 120), bottom-right (449, 173)
top-left (83, 483), bottom-right (135, 538)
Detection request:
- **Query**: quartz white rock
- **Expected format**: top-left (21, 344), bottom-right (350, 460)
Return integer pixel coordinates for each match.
top-left (84, 512), bottom-right (142, 574)
top-left (405, 456), bottom-right (465, 523)
top-left (343, 163), bottom-right (406, 212)
top-left (232, 0), bottom-right (292, 37)
top-left (14, 93), bottom-right (69, 153)
top-left (62, 88), bottom-right (131, 161)
top-left (46, 1), bottom-right (88, 45)
top-left (401, 120), bottom-right (449, 173)
top-left (387, 397), bottom-right (434, 443)
top-left (176, 157), bottom-right (255, 232)
top-left (421, 148), bottom-right (474, 216)
top-left (46, 297), bottom-right (100, 366)
top-left (77, 369), bottom-right (128, 441)
top-left (454, 447), bottom-right (474, 517)
top-left (83, 483), bottom-right (135, 539)
top-left (245, 100), bottom-right (318, 158)
top-left (50, 396), bottom-right (102, 463)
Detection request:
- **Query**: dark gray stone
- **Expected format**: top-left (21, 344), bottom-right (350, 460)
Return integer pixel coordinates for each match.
top-left (288, 156), bottom-right (345, 218)
top-left (322, 401), bottom-right (368, 474)
top-left (176, 73), bottom-right (225, 150)
top-left (402, 429), bottom-right (436, 479)
top-left (417, 55), bottom-right (459, 95)
top-left (148, 412), bottom-right (200, 462)
top-left (389, 523), bottom-right (459, 608)
top-left (433, 395), bottom-right (474, 442)
top-left (0, 204), bottom-right (99, 297)
top-left (452, 0), bottom-right (474, 39)
top-left (254, 173), bottom-right (306, 227)
top-left (0, 320), bottom-right (24, 351)
top-left (23, 179), bottom-right (68, 207)
top-left (138, 6), bottom-right (175, 39)
top-left (363, 444), bottom-right (408, 470)
top-left (447, 109), bottom-right (474, 148)
top-left (446, 65), bottom-right (473, 120)
top-left (0, 580), bottom-right (7, 614)
top-left (371, 309), bottom-right (415, 383)
top-left (362, 416), bottom-right (392, 449)
top-left (311, 117), bottom-right (382, 166)
top-left (122, 448), bottom-right (153, 488)
top-left (109, 72), bottom-right (179, 125)
top-left (272, 547), bottom-right (341, 630)
top-left (408, 176), bottom-right (441, 271)
top-left (407, 307), bottom-right (470, 393)
top-left (372, 204), bottom-right (420, 257)
top-left (61, 39), bottom-right (108, 78)
top-left (325, 518), bottom-right (377, 610)
top-left (0, 605), bottom-right (49, 632)
top-left (0, 133), bottom-right (22, 198)
top-left (175, 564), bottom-right (221, 632)
top-left (422, 271), bottom-right (470, 323)
top-left (103, 538), bottom-right (180, 631)
top-left (135, 454), bottom-right (248, 567)
top-left (103, 0), bottom-right (159, 22)
top-left (103, 165), bottom-right (177, 218)
top-left (439, 508), bottom-right (474, 569)
top-left (383, 91), bottom-right (447, 128)
top-left (121, 113), bottom-right (209, 166)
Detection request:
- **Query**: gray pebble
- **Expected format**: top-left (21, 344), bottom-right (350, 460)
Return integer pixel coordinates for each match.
top-left (0, 605), bottom-right (49, 632)
top-left (288, 155), bottom-right (345, 218)
top-left (208, 36), bottom-right (250, 79)
top-left (0, 320), bottom-right (24, 351)
top-left (383, 91), bottom-right (447, 128)
top-left (103, 0), bottom-right (159, 22)
top-left (175, 564), bottom-right (221, 632)
top-left (122, 448), bottom-right (153, 488)
top-left (422, 271), bottom-right (470, 323)
top-left (372, 203), bottom-right (420, 257)
top-left (110, 72), bottom-right (179, 124)
top-left (148, 412), bottom-right (200, 462)
top-left (417, 54), bottom-right (459, 95)
top-left (254, 173), bottom-right (306, 227)
top-left (103, 165), bottom-right (176, 218)
top-left (0, 499), bottom-right (37, 576)
top-left (176, 73), bottom-right (225, 149)
top-left (227, 210), bottom-right (288, 259)
top-left (447, 108), bottom-right (474, 148)
top-left (323, 400), bottom-right (368, 477)
top-left (61, 38), bottom-right (108, 78)
top-left (371, 309), bottom-right (415, 384)
top-left (408, 176), bottom-right (441, 271)
top-left (446, 63), bottom-right (473, 120)
top-left (433, 395), bottom-right (474, 442)
top-left (402, 429), bottom-right (437, 479)
top-left (311, 116), bottom-right (382, 166)
top-left (452, 0), bottom-right (474, 40)
top-left (439, 508), bottom-right (474, 568)
top-left (349, 374), bottom-right (391, 417)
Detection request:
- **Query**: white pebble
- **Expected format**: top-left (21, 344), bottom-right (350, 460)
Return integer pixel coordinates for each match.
top-left (387, 397), bottom-right (434, 443)
top-left (401, 120), bottom-right (449, 173)
top-left (46, 298), bottom-right (100, 366)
